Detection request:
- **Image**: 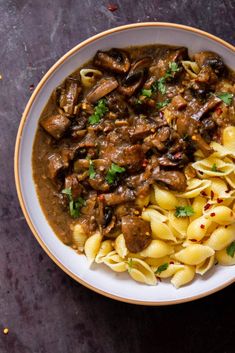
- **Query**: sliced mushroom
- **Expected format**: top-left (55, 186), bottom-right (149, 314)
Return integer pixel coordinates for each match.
top-left (121, 216), bottom-right (152, 253)
top-left (194, 51), bottom-right (226, 76)
top-left (191, 96), bottom-right (221, 121)
top-left (153, 170), bottom-right (187, 192)
top-left (58, 78), bottom-right (81, 116)
top-left (85, 77), bottom-right (118, 103)
top-left (118, 57), bottom-right (151, 96)
top-left (93, 49), bottom-right (130, 74)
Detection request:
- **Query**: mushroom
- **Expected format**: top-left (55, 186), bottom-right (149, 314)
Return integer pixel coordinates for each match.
top-left (93, 49), bottom-right (130, 74)
top-left (85, 77), bottom-right (119, 103)
top-left (194, 51), bottom-right (226, 76)
top-left (153, 170), bottom-right (187, 192)
top-left (191, 96), bottom-right (221, 121)
top-left (118, 57), bottom-right (152, 96)
top-left (121, 216), bottom-right (152, 253)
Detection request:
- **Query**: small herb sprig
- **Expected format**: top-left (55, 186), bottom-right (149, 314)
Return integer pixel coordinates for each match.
top-left (62, 187), bottom-right (85, 218)
top-left (105, 163), bottom-right (125, 184)
top-left (88, 99), bottom-right (108, 125)
top-left (175, 206), bottom-right (195, 218)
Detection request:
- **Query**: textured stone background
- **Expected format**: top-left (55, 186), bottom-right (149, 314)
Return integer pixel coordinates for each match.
top-left (0, 0), bottom-right (235, 352)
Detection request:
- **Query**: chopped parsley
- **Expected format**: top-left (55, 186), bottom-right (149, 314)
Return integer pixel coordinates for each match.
top-left (151, 61), bottom-right (180, 95)
top-left (62, 187), bottom-right (85, 218)
top-left (211, 163), bottom-right (224, 173)
top-left (155, 262), bottom-right (169, 275)
top-left (175, 206), bottom-right (195, 218)
top-left (216, 92), bottom-right (233, 106)
top-left (141, 89), bottom-right (152, 97)
top-left (105, 163), bottom-right (125, 184)
top-left (88, 99), bottom-right (108, 125)
top-left (157, 99), bottom-right (171, 109)
top-left (226, 241), bottom-right (235, 258)
top-left (88, 159), bottom-right (96, 179)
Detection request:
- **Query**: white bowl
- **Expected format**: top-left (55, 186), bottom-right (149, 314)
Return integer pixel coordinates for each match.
top-left (15, 23), bottom-right (235, 305)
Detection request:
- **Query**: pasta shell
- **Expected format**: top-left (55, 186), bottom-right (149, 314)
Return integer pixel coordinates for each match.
top-left (150, 219), bottom-right (177, 242)
top-left (204, 224), bottom-right (235, 250)
top-left (72, 223), bottom-right (88, 251)
top-left (177, 179), bottom-right (211, 198)
top-left (153, 185), bottom-right (178, 210)
top-left (186, 216), bottom-right (212, 241)
top-left (192, 155), bottom-right (234, 176)
top-left (216, 248), bottom-right (235, 265)
top-left (103, 251), bottom-right (127, 272)
top-left (114, 234), bottom-right (128, 258)
top-left (128, 258), bottom-right (157, 285)
top-left (196, 255), bottom-right (215, 275)
top-left (80, 68), bottom-right (102, 87)
top-left (168, 210), bottom-right (189, 236)
top-left (156, 264), bottom-right (184, 279)
top-left (84, 231), bottom-right (102, 266)
top-left (174, 244), bottom-right (214, 265)
top-left (139, 240), bottom-right (174, 258)
top-left (204, 205), bottom-right (235, 225)
top-left (223, 126), bottom-right (235, 152)
top-left (95, 240), bottom-right (113, 263)
top-left (171, 265), bottom-right (195, 288)
top-left (141, 208), bottom-right (167, 223)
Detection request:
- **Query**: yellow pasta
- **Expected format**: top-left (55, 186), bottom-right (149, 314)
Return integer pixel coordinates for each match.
top-left (168, 210), bottom-right (189, 236)
top-left (84, 231), bottom-right (102, 266)
top-left (139, 240), bottom-right (174, 258)
top-left (72, 223), bottom-right (88, 251)
top-left (192, 155), bottom-right (234, 176)
top-left (155, 263), bottom-right (184, 279)
top-left (128, 258), bottom-right (157, 285)
top-left (171, 266), bottom-right (195, 288)
top-left (103, 251), bottom-right (127, 272)
top-left (114, 234), bottom-right (128, 258)
top-left (190, 196), bottom-right (207, 220)
top-left (173, 244), bottom-right (215, 265)
top-left (223, 126), bottom-right (235, 152)
top-left (145, 256), bottom-right (170, 267)
top-left (204, 205), bottom-right (235, 225)
top-left (153, 185), bottom-right (178, 210)
top-left (95, 240), bottom-right (113, 263)
top-left (182, 60), bottom-right (200, 78)
top-left (196, 255), bottom-right (215, 275)
top-left (204, 224), bottom-right (235, 250)
top-left (177, 179), bottom-right (211, 198)
top-left (150, 220), bottom-right (177, 242)
top-left (186, 216), bottom-right (212, 241)
top-left (216, 248), bottom-right (235, 265)
top-left (80, 68), bottom-right (102, 87)
top-left (135, 194), bottom-right (150, 208)
top-left (141, 208), bottom-right (167, 223)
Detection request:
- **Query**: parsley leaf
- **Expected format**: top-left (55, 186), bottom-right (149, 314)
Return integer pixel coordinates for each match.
top-left (211, 163), bottom-right (224, 173)
top-left (175, 206), bottom-right (195, 218)
top-left (62, 187), bottom-right (85, 218)
top-left (157, 99), bottom-right (171, 109)
top-left (169, 61), bottom-right (180, 73)
top-left (105, 163), bottom-right (125, 184)
top-left (157, 77), bottom-right (166, 94)
top-left (155, 263), bottom-right (169, 275)
top-left (141, 89), bottom-right (152, 97)
top-left (88, 99), bottom-right (108, 125)
top-left (216, 92), bottom-right (233, 106)
top-left (226, 241), bottom-right (235, 258)
top-left (88, 159), bottom-right (96, 179)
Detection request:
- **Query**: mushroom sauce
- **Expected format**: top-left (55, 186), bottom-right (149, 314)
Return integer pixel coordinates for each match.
top-left (32, 45), bottom-right (235, 251)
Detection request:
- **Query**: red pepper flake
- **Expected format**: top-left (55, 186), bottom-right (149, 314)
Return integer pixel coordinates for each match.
top-left (142, 159), bottom-right (148, 168)
top-left (170, 261), bottom-right (174, 264)
top-left (107, 3), bottom-right (118, 11)
top-left (190, 239), bottom-right (197, 242)
top-left (225, 190), bottom-right (230, 193)
top-left (210, 190), bottom-right (215, 200)
top-left (230, 211), bottom-right (233, 217)
top-left (201, 191), bottom-right (207, 196)
top-left (200, 224), bottom-right (205, 229)
top-left (225, 225), bottom-right (228, 228)
top-left (29, 84), bottom-right (35, 91)
top-left (204, 203), bottom-right (211, 211)
top-left (98, 194), bottom-right (105, 201)
top-left (199, 171), bottom-right (204, 175)
top-left (216, 107), bottom-right (223, 115)
top-left (217, 198), bottom-right (223, 203)
top-left (210, 212), bottom-right (216, 217)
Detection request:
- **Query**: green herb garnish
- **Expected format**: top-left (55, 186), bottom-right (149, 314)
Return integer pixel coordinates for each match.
top-left (88, 99), bottom-right (108, 125)
top-left (211, 163), bottom-right (224, 173)
top-left (157, 99), bottom-right (171, 109)
top-left (226, 241), bottom-right (235, 258)
top-left (155, 263), bottom-right (169, 275)
top-left (62, 187), bottom-right (85, 218)
top-left (151, 62), bottom-right (180, 96)
top-left (88, 159), bottom-right (96, 179)
top-left (175, 206), bottom-right (195, 218)
top-left (105, 163), bottom-right (125, 184)
top-left (168, 61), bottom-right (180, 73)
top-left (216, 92), bottom-right (233, 106)
top-left (128, 258), bottom-right (133, 271)
top-left (141, 89), bottom-right (152, 97)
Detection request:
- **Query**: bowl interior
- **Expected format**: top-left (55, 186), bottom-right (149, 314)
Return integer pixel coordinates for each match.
top-left (16, 24), bottom-right (235, 304)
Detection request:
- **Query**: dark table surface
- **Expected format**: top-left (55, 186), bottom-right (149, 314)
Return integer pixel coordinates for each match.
top-left (1, 0), bottom-right (235, 352)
